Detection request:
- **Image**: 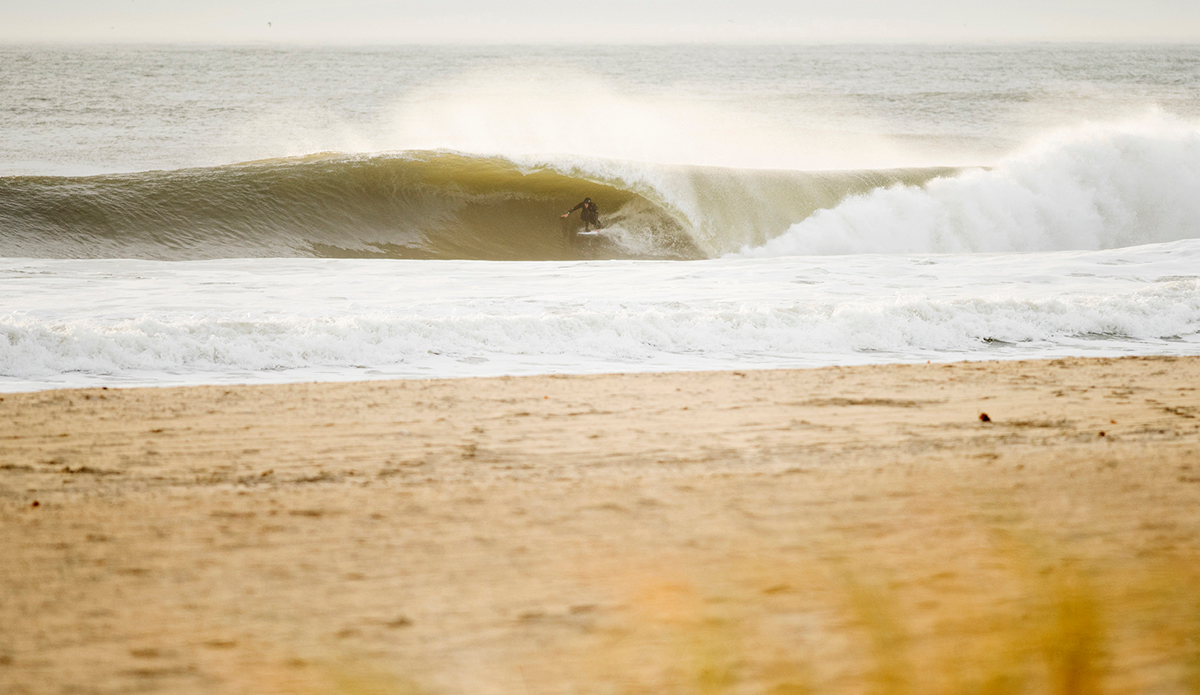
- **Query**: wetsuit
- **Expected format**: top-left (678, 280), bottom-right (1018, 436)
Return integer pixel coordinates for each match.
top-left (564, 199), bottom-right (601, 231)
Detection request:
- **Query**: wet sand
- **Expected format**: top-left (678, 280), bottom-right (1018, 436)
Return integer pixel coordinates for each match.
top-left (2, 356), bottom-right (1199, 695)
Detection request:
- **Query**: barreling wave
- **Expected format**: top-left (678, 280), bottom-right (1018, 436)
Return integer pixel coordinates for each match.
top-left (0, 151), bottom-right (952, 261)
top-left (7, 117), bottom-right (1195, 262)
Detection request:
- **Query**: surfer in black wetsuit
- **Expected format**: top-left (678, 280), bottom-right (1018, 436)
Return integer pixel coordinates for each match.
top-left (561, 197), bottom-right (601, 232)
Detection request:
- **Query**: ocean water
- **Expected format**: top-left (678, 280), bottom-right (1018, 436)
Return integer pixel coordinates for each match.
top-left (2, 44), bottom-right (1200, 391)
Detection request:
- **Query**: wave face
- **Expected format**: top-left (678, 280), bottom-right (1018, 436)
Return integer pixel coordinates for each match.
top-left (739, 117), bottom-right (1200, 257)
top-left (0, 152), bottom-right (951, 261)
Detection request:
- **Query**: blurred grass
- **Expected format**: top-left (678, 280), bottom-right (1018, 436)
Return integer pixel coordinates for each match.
top-left (285, 554), bottom-right (1198, 695)
top-left (240, 525), bottom-right (1199, 695)
top-left (606, 533), bottom-right (1200, 695)
top-left (1038, 563), bottom-right (1106, 695)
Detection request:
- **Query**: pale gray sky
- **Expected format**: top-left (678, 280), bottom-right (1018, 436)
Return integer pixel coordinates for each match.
top-left (4, 0), bottom-right (1200, 44)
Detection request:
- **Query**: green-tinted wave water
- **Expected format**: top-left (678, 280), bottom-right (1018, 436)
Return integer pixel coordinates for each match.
top-left (0, 151), bottom-right (955, 261)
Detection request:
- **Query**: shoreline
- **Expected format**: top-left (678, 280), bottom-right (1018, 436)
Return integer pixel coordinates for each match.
top-left (3, 355), bottom-right (1199, 694)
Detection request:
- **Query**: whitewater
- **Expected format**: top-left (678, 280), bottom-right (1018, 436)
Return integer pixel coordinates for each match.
top-left (2, 44), bottom-right (1200, 391)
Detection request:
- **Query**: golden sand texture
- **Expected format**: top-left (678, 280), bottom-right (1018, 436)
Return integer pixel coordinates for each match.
top-left (2, 356), bottom-right (1199, 695)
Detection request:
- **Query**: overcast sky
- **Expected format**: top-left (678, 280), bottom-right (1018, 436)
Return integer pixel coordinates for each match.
top-left (4, 0), bottom-right (1200, 44)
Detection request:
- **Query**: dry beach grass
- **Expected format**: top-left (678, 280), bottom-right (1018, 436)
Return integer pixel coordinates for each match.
top-left (2, 356), bottom-right (1199, 695)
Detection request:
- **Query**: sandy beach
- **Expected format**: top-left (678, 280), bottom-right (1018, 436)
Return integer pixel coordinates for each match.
top-left (2, 356), bottom-right (1199, 695)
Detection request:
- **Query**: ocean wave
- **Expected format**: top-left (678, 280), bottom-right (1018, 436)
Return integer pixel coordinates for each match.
top-left (0, 151), bottom-right (950, 261)
top-left (5, 116), bottom-right (1199, 262)
top-left (738, 115), bottom-right (1200, 257)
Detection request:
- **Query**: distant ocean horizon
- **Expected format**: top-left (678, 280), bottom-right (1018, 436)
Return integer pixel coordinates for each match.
top-left (3, 44), bottom-right (1200, 391)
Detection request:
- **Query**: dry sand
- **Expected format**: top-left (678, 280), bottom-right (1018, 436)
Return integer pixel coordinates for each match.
top-left (2, 356), bottom-right (1199, 695)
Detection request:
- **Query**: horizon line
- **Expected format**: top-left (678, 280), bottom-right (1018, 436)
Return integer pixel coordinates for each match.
top-left (4, 38), bottom-right (1200, 47)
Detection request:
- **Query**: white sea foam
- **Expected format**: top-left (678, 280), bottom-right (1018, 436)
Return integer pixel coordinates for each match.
top-left (738, 116), bottom-right (1200, 257)
top-left (3, 241), bottom-right (1199, 391)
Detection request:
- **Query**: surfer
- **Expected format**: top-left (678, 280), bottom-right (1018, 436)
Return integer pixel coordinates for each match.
top-left (561, 197), bottom-right (601, 232)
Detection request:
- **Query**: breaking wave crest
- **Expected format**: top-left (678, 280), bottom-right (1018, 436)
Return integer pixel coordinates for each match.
top-left (738, 116), bottom-right (1200, 257)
